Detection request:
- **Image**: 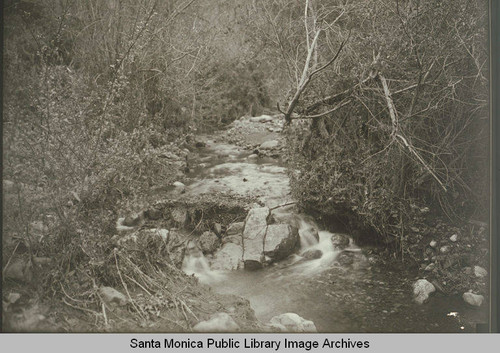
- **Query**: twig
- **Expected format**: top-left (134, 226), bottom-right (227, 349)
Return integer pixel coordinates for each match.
top-left (102, 303), bottom-right (108, 326)
top-left (2, 241), bottom-right (20, 279)
top-left (269, 201), bottom-right (297, 210)
top-left (114, 250), bottom-right (146, 321)
top-left (62, 298), bottom-right (100, 316)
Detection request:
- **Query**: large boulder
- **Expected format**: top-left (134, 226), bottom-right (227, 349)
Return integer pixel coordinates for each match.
top-left (270, 209), bottom-right (297, 227)
top-left (243, 207), bottom-right (269, 237)
top-left (211, 243), bottom-right (243, 271)
top-left (242, 207), bottom-right (269, 270)
top-left (269, 313), bottom-right (317, 332)
top-left (413, 279), bottom-right (436, 304)
top-left (263, 224), bottom-right (299, 261)
top-left (193, 313), bottom-right (239, 332)
top-left (198, 231), bottom-right (220, 254)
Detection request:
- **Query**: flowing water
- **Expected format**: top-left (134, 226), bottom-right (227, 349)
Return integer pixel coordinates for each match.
top-left (181, 137), bottom-right (485, 332)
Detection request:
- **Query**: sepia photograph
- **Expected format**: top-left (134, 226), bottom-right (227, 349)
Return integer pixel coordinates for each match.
top-left (2, 0), bottom-right (492, 334)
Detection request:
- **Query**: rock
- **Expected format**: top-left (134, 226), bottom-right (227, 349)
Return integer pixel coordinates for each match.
top-left (242, 207), bottom-right (270, 269)
top-left (264, 224), bottom-right (299, 261)
top-left (302, 249), bottom-right (323, 260)
top-left (259, 140), bottom-right (279, 150)
top-left (250, 115), bottom-right (273, 123)
top-left (270, 209), bottom-right (297, 227)
top-left (247, 154), bottom-right (258, 160)
top-left (172, 181), bottom-right (186, 193)
top-left (429, 240), bottom-right (437, 248)
top-left (462, 292), bottom-right (484, 307)
top-left (331, 234), bottom-right (350, 249)
top-left (195, 141), bottom-right (206, 148)
top-left (269, 313), bottom-right (317, 332)
top-left (211, 243), bottom-right (243, 271)
top-left (170, 208), bottom-right (188, 225)
top-left (144, 208), bottom-right (162, 220)
top-left (244, 207), bottom-right (269, 235)
top-left (213, 223), bottom-right (222, 236)
top-left (4, 258), bottom-right (32, 282)
top-left (122, 212), bottom-right (144, 227)
top-left (144, 228), bottom-right (169, 241)
top-left (99, 287), bottom-right (127, 306)
top-left (7, 292), bottom-right (21, 304)
top-left (193, 313), bottom-right (239, 332)
top-left (413, 279), bottom-right (436, 304)
top-left (116, 218), bottom-right (135, 233)
top-left (198, 231), bottom-right (220, 254)
top-left (226, 222), bottom-right (245, 236)
top-left (474, 266), bottom-right (487, 278)
top-left (449, 234), bottom-right (458, 242)
top-left (336, 252), bottom-right (354, 266)
top-left (440, 245), bottom-right (450, 253)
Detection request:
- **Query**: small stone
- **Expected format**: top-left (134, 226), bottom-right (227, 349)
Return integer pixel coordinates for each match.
top-left (462, 292), bottom-right (484, 307)
top-left (144, 208), bottom-right (162, 220)
top-left (122, 212), bottom-right (144, 227)
top-left (413, 279), bottom-right (436, 304)
top-left (302, 249), bottom-right (323, 260)
top-left (331, 234), bottom-right (350, 249)
top-left (193, 313), bottom-right (239, 332)
top-left (213, 223), bottom-right (222, 236)
top-left (440, 245), bottom-right (450, 253)
top-left (429, 240), bottom-right (437, 248)
top-left (172, 181), bottom-right (186, 193)
top-left (7, 292), bottom-right (21, 304)
top-left (474, 266), bottom-right (487, 278)
top-left (198, 231), bottom-right (220, 254)
top-left (269, 313), bottom-right (317, 332)
top-left (247, 154), bottom-right (258, 160)
top-left (171, 208), bottom-right (188, 225)
top-left (449, 234), bottom-right (458, 242)
top-left (259, 140), bottom-right (279, 150)
top-left (99, 287), bottom-right (127, 306)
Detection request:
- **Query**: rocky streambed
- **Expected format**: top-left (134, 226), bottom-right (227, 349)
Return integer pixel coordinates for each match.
top-left (109, 115), bottom-right (489, 332)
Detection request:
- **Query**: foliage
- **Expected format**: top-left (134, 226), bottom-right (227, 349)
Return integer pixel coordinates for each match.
top-left (279, 0), bottom-right (489, 250)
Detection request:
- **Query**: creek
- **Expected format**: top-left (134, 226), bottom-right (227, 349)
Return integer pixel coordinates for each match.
top-left (180, 137), bottom-right (479, 332)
